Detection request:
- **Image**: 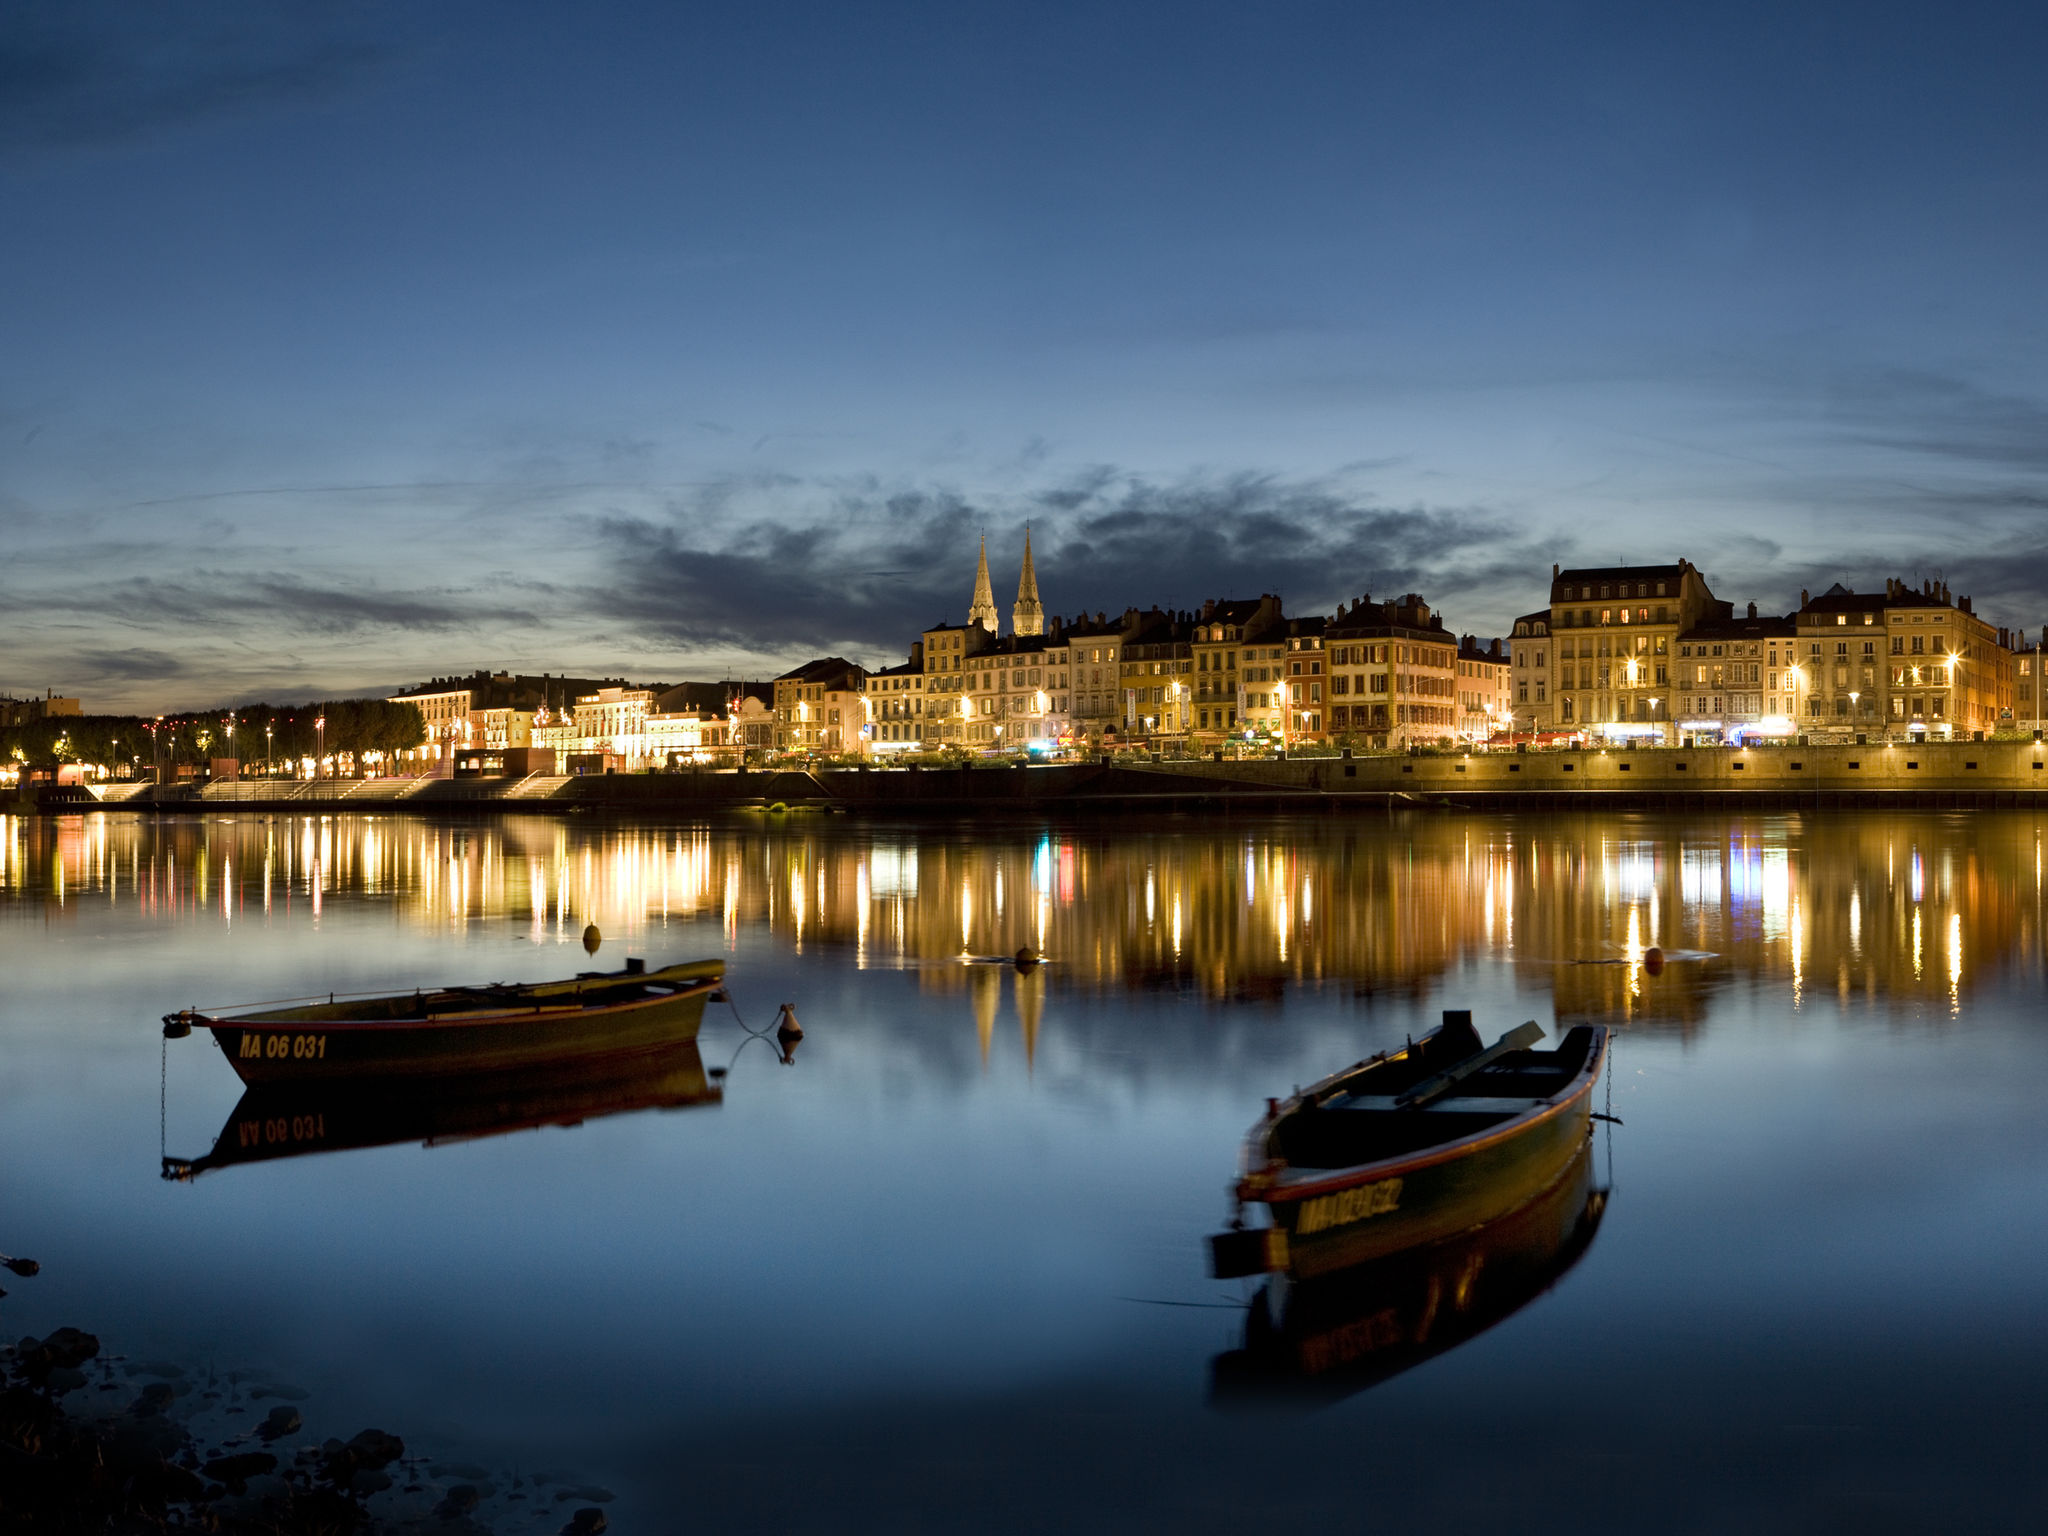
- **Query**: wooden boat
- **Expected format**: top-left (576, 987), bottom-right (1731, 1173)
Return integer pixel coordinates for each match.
top-left (1212, 1138), bottom-right (1606, 1403)
top-left (162, 1041), bottom-right (721, 1180)
top-left (1211, 1011), bottom-right (1608, 1282)
top-left (162, 957), bottom-right (725, 1086)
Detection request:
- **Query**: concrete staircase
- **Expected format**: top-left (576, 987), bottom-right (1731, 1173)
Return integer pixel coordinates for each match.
top-left (200, 780), bottom-right (312, 801)
top-left (88, 783), bottom-right (152, 803)
top-left (336, 776), bottom-right (430, 801)
top-left (502, 774), bottom-right (573, 800)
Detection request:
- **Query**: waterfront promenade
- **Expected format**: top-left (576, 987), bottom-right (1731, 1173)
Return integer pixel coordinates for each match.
top-left (26, 738), bottom-right (2048, 814)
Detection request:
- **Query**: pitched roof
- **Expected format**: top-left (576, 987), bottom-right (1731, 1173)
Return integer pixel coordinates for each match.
top-left (1797, 588), bottom-right (1888, 614)
top-left (774, 656), bottom-right (864, 686)
top-left (1682, 611), bottom-right (1797, 641)
top-left (1553, 562), bottom-right (1690, 584)
top-left (654, 681), bottom-right (772, 714)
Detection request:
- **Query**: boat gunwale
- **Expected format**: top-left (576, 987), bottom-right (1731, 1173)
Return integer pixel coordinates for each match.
top-left (194, 969), bottom-right (724, 1034)
top-left (1237, 1027), bottom-right (1607, 1205)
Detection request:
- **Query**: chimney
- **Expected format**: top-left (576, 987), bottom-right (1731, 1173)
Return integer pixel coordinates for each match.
top-left (1747, 602), bottom-right (1757, 619)
top-left (1800, 588), bottom-right (1810, 608)
top-left (1960, 595), bottom-right (1972, 615)
top-left (1552, 563), bottom-right (1559, 578)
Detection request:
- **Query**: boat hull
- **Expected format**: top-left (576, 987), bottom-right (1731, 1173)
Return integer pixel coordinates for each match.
top-left (200, 961), bottom-right (723, 1085)
top-left (1236, 1025), bottom-right (1609, 1281)
top-left (1270, 1084), bottom-right (1596, 1279)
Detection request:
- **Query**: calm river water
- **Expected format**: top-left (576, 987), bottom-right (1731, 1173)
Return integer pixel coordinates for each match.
top-left (4, 808), bottom-right (2047, 1531)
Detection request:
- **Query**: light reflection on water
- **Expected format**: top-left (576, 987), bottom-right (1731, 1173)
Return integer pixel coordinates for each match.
top-left (4, 809), bottom-right (2036, 1030)
top-left (5, 808), bottom-right (2048, 1529)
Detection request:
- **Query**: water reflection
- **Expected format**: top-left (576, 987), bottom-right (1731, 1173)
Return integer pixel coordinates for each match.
top-left (163, 1042), bottom-right (721, 1180)
top-left (3, 809), bottom-right (2039, 1036)
top-left (1212, 1139), bottom-right (1606, 1403)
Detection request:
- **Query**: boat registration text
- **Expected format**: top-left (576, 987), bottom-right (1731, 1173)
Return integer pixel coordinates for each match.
top-left (237, 1033), bottom-right (328, 1061)
top-left (1294, 1178), bottom-right (1403, 1235)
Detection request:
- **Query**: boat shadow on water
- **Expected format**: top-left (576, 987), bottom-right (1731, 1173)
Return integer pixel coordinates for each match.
top-left (162, 1042), bottom-right (723, 1180)
top-left (1210, 1139), bottom-right (1607, 1405)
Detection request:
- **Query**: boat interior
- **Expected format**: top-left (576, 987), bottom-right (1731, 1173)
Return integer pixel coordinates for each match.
top-left (1269, 1016), bottom-right (1601, 1171)
top-left (226, 959), bottom-right (722, 1025)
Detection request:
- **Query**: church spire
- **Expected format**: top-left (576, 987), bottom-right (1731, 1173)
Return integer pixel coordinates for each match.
top-left (968, 533), bottom-right (998, 632)
top-left (1012, 524), bottom-right (1044, 637)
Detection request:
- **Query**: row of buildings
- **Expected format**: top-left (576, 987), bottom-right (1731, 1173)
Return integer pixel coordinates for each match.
top-left (762, 536), bottom-right (1519, 760)
top-left (1507, 563), bottom-right (2036, 744)
top-left (391, 672), bottom-right (777, 775)
top-left (0, 692), bottom-right (81, 728)
top-left (388, 541), bottom-right (2047, 771)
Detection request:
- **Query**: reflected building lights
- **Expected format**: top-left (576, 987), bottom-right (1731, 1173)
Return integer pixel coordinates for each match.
top-left (1948, 911), bottom-right (1963, 1015)
top-left (0, 812), bottom-right (2027, 1035)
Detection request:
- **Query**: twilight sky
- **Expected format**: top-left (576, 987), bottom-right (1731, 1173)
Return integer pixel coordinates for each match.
top-left (6, 0), bottom-right (2048, 708)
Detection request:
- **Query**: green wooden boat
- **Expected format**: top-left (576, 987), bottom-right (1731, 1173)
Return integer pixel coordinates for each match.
top-left (162, 957), bottom-right (725, 1086)
top-left (162, 1041), bottom-right (721, 1180)
top-left (1211, 1011), bottom-right (1608, 1282)
top-left (1212, 1137), bottom-right (1606, 1402)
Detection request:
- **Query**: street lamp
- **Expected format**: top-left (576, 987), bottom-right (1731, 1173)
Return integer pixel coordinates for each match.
top-left (265, 724), bottom-right (274, 778)
top-left (315, 715), bottom-right (326, 780)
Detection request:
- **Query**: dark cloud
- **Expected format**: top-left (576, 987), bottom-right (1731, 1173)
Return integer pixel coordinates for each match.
top-left (595, 469), bottom-right (1548, 658)
top-left (58, 573), bottom-right (506, 637)
top-left (70, 647), bottom-right (187, 683)
top-left (0, 2), bottom-right (392, 159)
top-left (1823, 369), bottom-right (2048, 475)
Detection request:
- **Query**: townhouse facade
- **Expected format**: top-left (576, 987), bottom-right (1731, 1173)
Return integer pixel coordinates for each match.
top-left (1455, 636), bottom-right (1512, 742)
top-left (1284, 620), bottom-right (1328, 743)
top-left (1508, 611), bottom-right (1552, 732)
top-left (1794, 579), bottom-right (2016, 738)
top-left (1191, 595), bottom-right (1288, 746)
top-left (1324, 594), bottom-right (1460, 750)
top-left (1541, 561), bottom-right (1720, 739)
top-left (774, 658), bottom-right (867, 754)
top-left (1670, 604), bottom-right (1798, 739)
top-left (1119, 609), bottom-right (1196, 741)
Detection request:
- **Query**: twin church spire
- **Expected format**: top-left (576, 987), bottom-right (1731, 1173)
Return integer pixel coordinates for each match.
top-left (968, 528), bottom-right (1043, 636)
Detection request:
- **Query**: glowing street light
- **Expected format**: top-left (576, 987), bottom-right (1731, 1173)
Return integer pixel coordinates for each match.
top-left (315, 715), bottom-right (327, 780)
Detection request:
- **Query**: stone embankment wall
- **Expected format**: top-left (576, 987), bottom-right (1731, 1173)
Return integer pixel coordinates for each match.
top-left (1116, 739), bottom-right (2048, 805)
top-left (566, 740), bottom-right (2048, 808)
top-left (48, 740), bottom-right (2048, 814)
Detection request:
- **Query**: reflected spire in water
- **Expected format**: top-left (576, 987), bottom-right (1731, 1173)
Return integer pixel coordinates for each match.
top-left (971, 964), bottom-right (998, 1067)
top-left (1015, 965), bottom-right (1044, 1072)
